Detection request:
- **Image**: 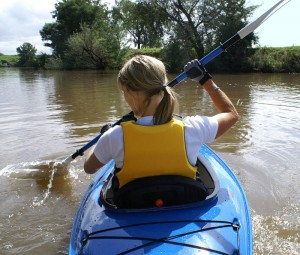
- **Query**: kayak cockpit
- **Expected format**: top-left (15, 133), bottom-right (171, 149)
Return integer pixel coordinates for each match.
top-left (100, 158), bottom-right (219, 210)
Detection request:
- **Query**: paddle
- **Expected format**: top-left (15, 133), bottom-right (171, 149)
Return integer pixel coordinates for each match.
top-left (62, 0), bottom-right (290, 165)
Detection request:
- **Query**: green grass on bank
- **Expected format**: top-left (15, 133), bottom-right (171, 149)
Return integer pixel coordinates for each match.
top-left (0, 54), bottom-right (19, 67)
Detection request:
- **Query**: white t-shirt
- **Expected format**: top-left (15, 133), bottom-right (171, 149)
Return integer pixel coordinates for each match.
top-left (93, 116), bottom-right (218, 168)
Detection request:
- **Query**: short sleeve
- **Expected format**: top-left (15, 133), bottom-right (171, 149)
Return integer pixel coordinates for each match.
top-left (184, 116), bottom-right (218, 143)
top-left (93, 126), bottom-right (124, 167)
top-left (183, 115), bottom-right (218, 165)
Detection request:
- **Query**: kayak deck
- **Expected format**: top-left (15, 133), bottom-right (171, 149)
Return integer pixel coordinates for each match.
top-left (69, 145), bottom-right (252, 254)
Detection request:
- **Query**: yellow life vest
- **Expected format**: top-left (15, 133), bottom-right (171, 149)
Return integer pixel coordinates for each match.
top-left (116, 118), bottom-right (197, 188)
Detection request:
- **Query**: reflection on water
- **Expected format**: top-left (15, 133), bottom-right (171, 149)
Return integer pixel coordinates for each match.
top-left (0, 68), bottom-right (299, 254)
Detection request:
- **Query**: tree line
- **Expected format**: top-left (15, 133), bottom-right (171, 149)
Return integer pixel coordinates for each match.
top-left (40, 0), bottom-right (257, 72)
top-left (2, 0), bottom-right (300, 73)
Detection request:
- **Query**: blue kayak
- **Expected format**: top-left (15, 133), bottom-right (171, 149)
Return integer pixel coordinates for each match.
top-left (69, 145), bottom-right (252, 255)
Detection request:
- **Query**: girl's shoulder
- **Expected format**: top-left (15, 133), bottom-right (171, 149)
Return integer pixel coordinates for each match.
top-left (101, 124), bottom-right (123, 141)
top-left (183, 115), bottom-right (218, 142)
top-left (183, 115), bottom-right (218, 133)
top-left (183, 115), bottom-right (206, 125)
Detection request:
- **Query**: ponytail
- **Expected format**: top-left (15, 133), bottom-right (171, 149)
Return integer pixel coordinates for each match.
top-left (153, 87), bottom-right (177, 125)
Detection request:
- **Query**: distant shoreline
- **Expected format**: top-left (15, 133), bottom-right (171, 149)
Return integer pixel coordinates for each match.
top-left (1, 46), bottom-right (300, 73)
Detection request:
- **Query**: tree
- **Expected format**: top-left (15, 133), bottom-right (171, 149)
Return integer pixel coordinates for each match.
top-left (150, 0), bottom-right (257, 61)
top-left (40, 0), bottom-right (109, 57)
top-left (16, 42), bottom-right (37, 67)
top-left (40, 22), bottom-right (64, 56)
top-left (113, 0), bottom-right (167, 49)
top-left (208, 0), bottom-right (258, 72)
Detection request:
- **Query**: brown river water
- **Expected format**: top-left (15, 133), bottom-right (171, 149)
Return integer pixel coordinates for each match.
top-left (0, 68), bottom-right (299, 254)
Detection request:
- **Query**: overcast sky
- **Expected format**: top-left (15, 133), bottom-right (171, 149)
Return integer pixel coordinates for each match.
top-left (0, 0), bottom-right (299, 55)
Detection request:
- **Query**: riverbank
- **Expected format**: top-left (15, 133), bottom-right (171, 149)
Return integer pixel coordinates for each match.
top-left (1, 46), bottom-right (300, 73)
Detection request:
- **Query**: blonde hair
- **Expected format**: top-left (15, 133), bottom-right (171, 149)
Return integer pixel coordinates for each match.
top-left (118, 55), bottom-right (178, 125)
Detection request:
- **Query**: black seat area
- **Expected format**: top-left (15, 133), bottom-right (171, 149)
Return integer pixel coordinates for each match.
top-left (113, 175), bottom-right (209, 209)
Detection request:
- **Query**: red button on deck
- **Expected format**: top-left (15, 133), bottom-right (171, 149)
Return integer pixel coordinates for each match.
top-left (155, 199), bottom-right (164, 207)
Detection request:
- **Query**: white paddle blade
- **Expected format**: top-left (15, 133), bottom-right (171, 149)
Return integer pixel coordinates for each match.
top-left (62, 155), bottom-right (74, 165)
top-left (238, 0), bottom-right (291, 39)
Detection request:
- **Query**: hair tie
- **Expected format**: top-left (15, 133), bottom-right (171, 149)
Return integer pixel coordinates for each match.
top-left (161, 84), bottom-right (168, 90)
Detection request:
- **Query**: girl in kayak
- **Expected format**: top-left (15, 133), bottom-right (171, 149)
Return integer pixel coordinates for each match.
top-left (84, 55), bottom-right (238, 191)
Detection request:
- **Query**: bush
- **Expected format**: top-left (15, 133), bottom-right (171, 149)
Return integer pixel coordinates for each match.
top-left (122, 48), bottom-right (162, 63)
top-left (44, 56), bottom-right (64, 69)
top-left (250, 46), bottom-right (300, 73)
top-left (119, 45), bottom-right (195, 74)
